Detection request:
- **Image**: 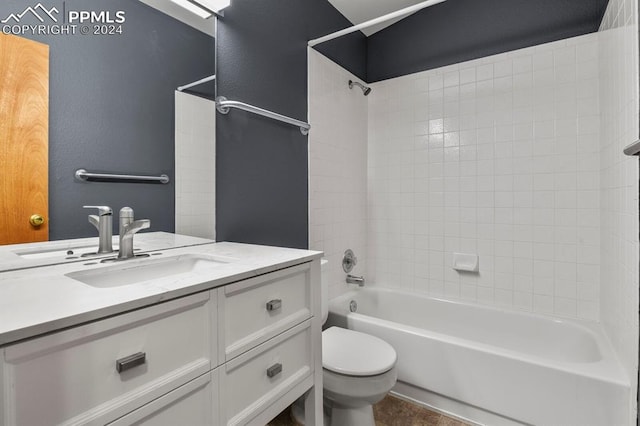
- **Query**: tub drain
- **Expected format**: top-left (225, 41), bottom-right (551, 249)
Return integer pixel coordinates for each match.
top-left (349, 300), bottom-right (357, 312)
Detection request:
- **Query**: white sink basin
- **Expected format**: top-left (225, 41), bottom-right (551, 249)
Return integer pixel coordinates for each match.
top-left (66, 254), bottom-right (229, 288)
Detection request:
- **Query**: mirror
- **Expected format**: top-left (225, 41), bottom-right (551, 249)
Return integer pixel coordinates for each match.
top-left (0, 0), bottom-right (216, 245)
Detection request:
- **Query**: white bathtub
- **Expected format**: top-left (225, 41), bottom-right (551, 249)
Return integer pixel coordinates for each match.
top-left (327, 288), bottom-right (630, 426)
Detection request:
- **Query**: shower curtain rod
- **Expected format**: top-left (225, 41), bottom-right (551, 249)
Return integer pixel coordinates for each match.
top-left (177, 74), bottom-right (216, 92)
top-left (623, 140), bottom-right (640, 156)
top-left (308, 0), bottom-right (448, 47)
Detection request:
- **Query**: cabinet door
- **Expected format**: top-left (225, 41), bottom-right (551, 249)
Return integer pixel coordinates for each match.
top-left (108, 370), bottom-right (218, 426)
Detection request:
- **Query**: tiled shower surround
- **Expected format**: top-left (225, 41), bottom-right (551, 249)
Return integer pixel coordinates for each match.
top-left (367, 34), bottom-right (602, 320)
top-left (309, 0), bottom-right (639, 420)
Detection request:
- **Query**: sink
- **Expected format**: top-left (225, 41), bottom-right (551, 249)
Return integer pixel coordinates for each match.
top-left (13, 245), bottom-right (116, 260)
top-left (66, 254), bottom-right (229, 288)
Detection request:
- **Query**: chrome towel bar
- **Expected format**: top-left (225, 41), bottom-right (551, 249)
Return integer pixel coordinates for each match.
top-left (75, 169), bottom-right (170, 184)
top-left (215, 96), bottom-right (310, 135)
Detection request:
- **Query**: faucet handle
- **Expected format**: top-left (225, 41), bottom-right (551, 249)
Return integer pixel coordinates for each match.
top-left (342, 249), bottom-right (358, 273)
top-left (83, 205), bottom-right (113, 216)
top-left (117, 218), bottom-right (150, 260)
top-left (135, 219), bottom-right (150, 229)
top-left (127, 219), bottom-right (150, 233)
top-left (87, 214), bottom-right (99, 229)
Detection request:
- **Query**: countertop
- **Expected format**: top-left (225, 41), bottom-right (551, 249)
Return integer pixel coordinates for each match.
top-left (0, 241), bottom-right (322, 347)
top-left (0, 232), bottom-right (214, 272)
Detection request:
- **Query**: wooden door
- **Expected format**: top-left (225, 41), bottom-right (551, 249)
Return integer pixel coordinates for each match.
top-left (0, 34), bottom-right (49, 244)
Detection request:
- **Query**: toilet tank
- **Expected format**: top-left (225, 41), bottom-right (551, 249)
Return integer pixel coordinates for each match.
top-left (321, 259), bottom-right (328, 324)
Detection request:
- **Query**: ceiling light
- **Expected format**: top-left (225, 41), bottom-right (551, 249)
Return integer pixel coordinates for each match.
top-left (170, 0), bottom-right (212, 18)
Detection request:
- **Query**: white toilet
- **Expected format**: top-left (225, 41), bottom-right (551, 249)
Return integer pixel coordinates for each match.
top-left (294, 260), bottom-right (397, 426)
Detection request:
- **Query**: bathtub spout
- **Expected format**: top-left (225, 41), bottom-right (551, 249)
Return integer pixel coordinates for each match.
top-left (346, 274), bottom-right (365, 286)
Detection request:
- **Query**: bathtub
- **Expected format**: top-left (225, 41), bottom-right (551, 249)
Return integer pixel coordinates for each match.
top-left (327, 288), bottom-right (630, 426)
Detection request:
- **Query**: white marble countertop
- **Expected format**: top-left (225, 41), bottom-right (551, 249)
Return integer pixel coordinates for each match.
top-left (0, 232), bottom-right (214, 272)
top-left (0, 241), bottom-right (322, 347)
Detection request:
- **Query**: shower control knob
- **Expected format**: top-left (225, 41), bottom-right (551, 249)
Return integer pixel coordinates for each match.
top-left (342, 249), bottom-right (358, 273)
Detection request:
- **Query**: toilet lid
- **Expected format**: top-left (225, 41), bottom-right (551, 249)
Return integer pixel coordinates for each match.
top-left (322, 327), bottom-right (397, 376)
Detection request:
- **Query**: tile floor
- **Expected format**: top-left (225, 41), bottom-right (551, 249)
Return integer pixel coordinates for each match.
top-left (268, 395), bottom-right (470, 426)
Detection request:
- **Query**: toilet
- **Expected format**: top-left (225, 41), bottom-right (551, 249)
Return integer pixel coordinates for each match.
top-left (293, 260), bottom-right (397, 426)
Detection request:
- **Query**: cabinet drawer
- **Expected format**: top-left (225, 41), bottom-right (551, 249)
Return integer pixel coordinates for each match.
top-left (2, 292), bottom-right (213, 426)
top-left (219, 262), bottom-right (312, 360)
top-left (107, 369), bottom-right (218, 426)
top-left (220, 320), bottom-right (313, 426)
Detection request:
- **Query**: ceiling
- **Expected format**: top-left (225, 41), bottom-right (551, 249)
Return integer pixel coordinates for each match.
top-left (329, 0), bottom-right (610, 37)
top-left (365, 0), bottom-right (610, 82)
top-left (328, 0), bottom-right (427, 36)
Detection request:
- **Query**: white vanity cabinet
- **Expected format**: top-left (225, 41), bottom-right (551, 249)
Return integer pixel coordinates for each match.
top-left (0, 259), bottom-right (322, 426)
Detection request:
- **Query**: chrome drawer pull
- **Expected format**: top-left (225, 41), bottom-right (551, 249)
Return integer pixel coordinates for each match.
top-left (266, 299), bottom-right (282, 311)
top-left (116, 352), bottom-right (146, 373)
top-left (267, 363), bottom-right (282, 378)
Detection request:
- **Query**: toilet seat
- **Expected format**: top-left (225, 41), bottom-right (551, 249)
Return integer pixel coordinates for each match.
top-left (322, 327), bottom-right (397, 376)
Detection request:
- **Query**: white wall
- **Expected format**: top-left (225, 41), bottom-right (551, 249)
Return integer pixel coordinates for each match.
top-left (599, 0), bottom-right (640, 416)
top-left (367, 34), bottom-right (601, 320)
top-left (308, 48), bottom-right (368, 300)
top-left (175, 91), bottom-right (216, 240)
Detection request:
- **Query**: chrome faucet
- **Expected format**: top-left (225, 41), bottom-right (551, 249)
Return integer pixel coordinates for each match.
top-left (346, 275), bottom-right (365, 287)
top-left (83, 205), bottom-right (114, 254)
top-left (117, 207), bottom-right (150, 260)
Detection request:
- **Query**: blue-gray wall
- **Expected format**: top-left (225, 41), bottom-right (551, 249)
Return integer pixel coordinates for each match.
top-left (367, 0), bottom-right (609, 82)
top-left (215, 0), bottom-right (366, 249)
top-left (1, 0), bottom-right (215, 240)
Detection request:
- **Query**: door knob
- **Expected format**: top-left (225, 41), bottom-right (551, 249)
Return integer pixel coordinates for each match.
top-left (29, 214), bottom-right (45, 227)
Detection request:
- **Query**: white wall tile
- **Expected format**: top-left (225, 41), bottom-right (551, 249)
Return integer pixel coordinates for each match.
top-left (368, 33), bottom-right (602, 317)
top-left (175, 92), bottom-right (216, 240)
top-left (308, 49), bottom-right (368, 299)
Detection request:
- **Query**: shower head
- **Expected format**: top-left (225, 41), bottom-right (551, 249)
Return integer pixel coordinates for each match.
top-left (349, 79), bottom-right (372, 96)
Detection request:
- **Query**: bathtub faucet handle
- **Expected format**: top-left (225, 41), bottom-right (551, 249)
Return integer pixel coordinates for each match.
top-left (346, 274), bottom-right (365, 287)
top-left (342, 249), bottom-right (358, 273)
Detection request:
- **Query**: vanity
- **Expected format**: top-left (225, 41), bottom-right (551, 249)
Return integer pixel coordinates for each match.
top-left (0, 238), bottom-right (323, 426)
